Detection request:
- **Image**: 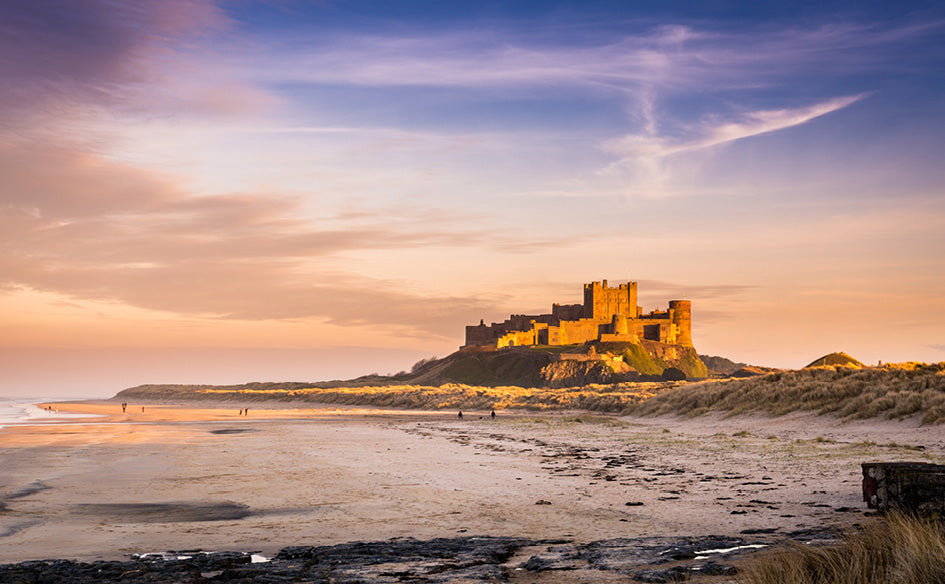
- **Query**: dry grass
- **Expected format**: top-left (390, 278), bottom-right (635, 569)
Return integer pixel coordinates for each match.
top-left (624, 362), bottom-right (945, 423)
top-left (118, 381), bottom-right (683, 412)
top-left (737, 513), bottom-right (945, 584)
top-left (118, 362), bottom-right (945, 422)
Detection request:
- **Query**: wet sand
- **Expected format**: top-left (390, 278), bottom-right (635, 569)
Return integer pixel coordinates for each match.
top-left (1, 400), bottom-right (943, 564)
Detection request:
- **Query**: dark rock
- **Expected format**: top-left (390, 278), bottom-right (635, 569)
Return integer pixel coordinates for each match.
top-left (629, 565), bottom-right (692, 582)
top-left (580, 536), bottom-right (746, 571)
top-left (0, 534), bottom-right (779, 583)
top-left (521, 555), bottom-right (575, 572)
top-left (696, 560), bottom-right (738, 576)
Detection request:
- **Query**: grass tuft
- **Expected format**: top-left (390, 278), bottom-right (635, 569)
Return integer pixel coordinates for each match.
top-left (737, 514), bottom-right (945, 584)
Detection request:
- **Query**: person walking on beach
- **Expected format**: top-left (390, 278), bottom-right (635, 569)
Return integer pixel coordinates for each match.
top-left (239, 409), bottom-right (243, 416)
top-left (121, 402), bottom-right (126, 413)
top-left (244, 408), bottom-right (249, 416)
top-left (491, 410), bottom-right (496, 420)
top-left (458, 411), bottom-right (463, 420)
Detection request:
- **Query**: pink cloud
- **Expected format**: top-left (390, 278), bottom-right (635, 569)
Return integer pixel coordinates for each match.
top-left (0, 137), bottom-right (555, 337)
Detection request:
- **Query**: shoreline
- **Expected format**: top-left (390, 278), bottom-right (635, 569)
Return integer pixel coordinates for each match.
top-left (2, 401), bottom-right (942, 571)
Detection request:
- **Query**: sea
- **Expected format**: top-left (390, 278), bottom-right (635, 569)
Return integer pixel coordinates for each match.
top-left (0, 397), bottom-right (101, 429)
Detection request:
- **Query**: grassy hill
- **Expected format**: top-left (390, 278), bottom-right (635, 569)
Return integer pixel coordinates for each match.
top-left (806, 351), bottom-right (865, 368)
top-left (624, 361), bottom-right (945, 423)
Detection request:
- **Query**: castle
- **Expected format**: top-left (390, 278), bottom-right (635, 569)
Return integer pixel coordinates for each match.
top-left (464, 279), bottom-right (692, 349)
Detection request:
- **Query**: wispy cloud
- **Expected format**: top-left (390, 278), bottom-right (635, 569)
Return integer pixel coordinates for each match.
top-left (245, 20), bottom-right (940, 91)
top-left (601, 94), bottom-right (865, 183)
top-left (230, 16), bottom-right (936, 199)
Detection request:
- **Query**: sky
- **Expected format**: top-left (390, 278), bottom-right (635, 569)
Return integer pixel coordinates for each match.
top-left (2, 0), bottom-right (944, 397)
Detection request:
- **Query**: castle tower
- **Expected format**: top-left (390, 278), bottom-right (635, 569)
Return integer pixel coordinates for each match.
top-left (611, 313), bottom-right (629, 335)
top-left (583, 280), bottom-right (638, 320)
top-left (668, 300), bottom-right (692, 346)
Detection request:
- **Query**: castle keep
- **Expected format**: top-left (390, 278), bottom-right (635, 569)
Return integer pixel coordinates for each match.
top-left (465, 279), bottom-right (692, 349)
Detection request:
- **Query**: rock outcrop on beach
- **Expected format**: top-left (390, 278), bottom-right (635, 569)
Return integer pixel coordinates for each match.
top-left (0, 531), bottom-right (837, 583)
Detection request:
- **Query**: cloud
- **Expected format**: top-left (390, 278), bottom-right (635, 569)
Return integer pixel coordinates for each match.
top-left (0, 0), bottom-right (270, 125)
top-left (635, 280), bottom-right (756, 301)
top-left (243, 18), bottom-right (943, 93)
top-left (0, 138), bottom-right (551, 337)
top-left (230, 16), bottom-right (929, 198)
top-left (602, 94), bottom-right (865, 168)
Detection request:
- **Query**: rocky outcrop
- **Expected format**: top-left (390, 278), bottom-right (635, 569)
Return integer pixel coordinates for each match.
top-left (700, 355), bottom-right (748, 375)
top-left (0, 532), bottom-right (825, 583)
top-left (539, 359), bottom-right (635, 388)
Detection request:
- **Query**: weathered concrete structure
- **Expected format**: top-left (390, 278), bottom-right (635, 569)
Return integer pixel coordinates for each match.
top-left (862, 462), bottom-right (945, 515)
top-left (465, 279), bottom-right (693, 349)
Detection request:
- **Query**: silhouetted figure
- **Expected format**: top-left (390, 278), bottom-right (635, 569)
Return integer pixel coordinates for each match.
top-left (491, 410), bottom-right (496, 420)
top-left (458, 411), bottom-right (463, 420)
top-left (244, 408), bottom-right (249, 416)
top-left (239, 409), bottom-right (243, 416)
top-left (121, 402), bottom-right (126, 413)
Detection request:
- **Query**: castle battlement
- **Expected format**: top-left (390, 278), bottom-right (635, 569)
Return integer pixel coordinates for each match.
top-left (464, 278), bottom-right (692, 349)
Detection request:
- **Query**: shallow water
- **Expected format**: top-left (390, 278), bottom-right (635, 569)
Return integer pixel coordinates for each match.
top-left (0, 398), bottom-right (101, 429)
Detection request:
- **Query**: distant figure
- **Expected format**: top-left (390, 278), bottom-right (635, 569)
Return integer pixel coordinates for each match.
top-left (239, 409), bottom-right (243, 416)
top-left (458, 411), bottom-right (463, 420)
top-left (244, 408), bottom-right (249, 416)
top-left (141, 406), bottom-right (145, 413)
top-left (491, 410), bottom-right (496, 420)
top-left (121, 402), bottom-right (126, 413)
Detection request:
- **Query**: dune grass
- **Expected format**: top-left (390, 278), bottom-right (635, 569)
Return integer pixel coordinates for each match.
top-left (737, 513), bottom-right (945, 584)
top-left (117, 380), bottom-right (680, 412)
top-left (118, 362), bottom-right (945, 422)
top-left (623, 362), bottom-right (945, 423)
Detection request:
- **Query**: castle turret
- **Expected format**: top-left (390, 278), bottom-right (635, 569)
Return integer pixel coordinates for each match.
top-left (668, 300), bottom-right (692, 346)
top-left (611, 313), bottom-right (629, 335)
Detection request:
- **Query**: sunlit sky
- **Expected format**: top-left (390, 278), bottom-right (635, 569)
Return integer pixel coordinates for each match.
top-left (2, 0), bottom-right (944, 397)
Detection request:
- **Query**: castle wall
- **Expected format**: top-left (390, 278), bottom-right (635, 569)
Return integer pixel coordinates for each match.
top-left (465, 323), bottom-right (495, 346)
top-left (557, 318), bottom-right (607, 345)
top-left (552, 303), bottom-right (584, 321)
top-left (497, 329), bottom-right (537, 348)
top-left (463, 279), bottom-right (693, 350)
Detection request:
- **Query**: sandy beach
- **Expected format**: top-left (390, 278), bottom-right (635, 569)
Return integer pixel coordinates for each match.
top-left (2, 401), bottom-right (943, 568)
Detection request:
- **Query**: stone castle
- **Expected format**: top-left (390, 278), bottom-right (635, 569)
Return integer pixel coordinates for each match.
top-left (464, 279), bottom-right (692, 349)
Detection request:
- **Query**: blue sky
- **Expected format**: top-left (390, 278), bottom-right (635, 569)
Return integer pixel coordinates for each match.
top-left (1, 0), bottom-right (944, 396)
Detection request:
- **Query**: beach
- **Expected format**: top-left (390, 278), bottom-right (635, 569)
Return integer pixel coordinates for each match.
top-left (2, 401), bottom-right (943, 573)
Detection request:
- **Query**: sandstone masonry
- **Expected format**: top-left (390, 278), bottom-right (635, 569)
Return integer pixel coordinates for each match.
top-left (465, 279), bottom-right (692, 349)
